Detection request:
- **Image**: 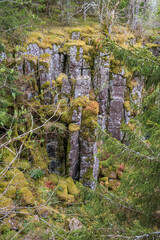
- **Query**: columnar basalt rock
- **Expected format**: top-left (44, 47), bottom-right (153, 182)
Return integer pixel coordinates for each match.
top-left (93, 52), bottom-right (110, 130)
top-left (69, 46), bottom-right (83, 79)
top-left (15, 27), bottom-right (145, 189)
top-left (74, 76), bottom-right (91, 98)
top-left (108, 74), bottom-right (126, 141)
top-left (47, 134), bottom-right (66, 175)
top-left (67, 125), bottom-right (80, 180)
top-left (24, 55), bottom-right (38, 99)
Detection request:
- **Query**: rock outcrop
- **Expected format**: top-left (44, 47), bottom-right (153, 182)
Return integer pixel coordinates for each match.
top-left (11, 26), bottom-right (145, 188)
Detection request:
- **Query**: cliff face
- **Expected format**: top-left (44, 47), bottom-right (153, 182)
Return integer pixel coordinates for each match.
top-left (16, 26), bottom-right (143, 189)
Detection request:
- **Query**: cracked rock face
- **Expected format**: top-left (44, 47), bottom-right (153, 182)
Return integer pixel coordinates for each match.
top-left (74, 76), bottom-right (91, 98)
top-left (16, 29), bottom-right (145, 189)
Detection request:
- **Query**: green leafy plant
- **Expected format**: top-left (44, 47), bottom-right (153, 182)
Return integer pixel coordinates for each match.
top-left (30, 168), bottom-right (45, 180)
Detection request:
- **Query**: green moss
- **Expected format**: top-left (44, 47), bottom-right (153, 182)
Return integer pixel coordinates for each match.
top-left (6, 168), bottom-right (29, 189)
top-left (48, 173), bottom-right (59, 184)
top-left (30, 77), bottom-right (39, 93)
top-left (2, 149), bottom-right (16, 165)
top-left (124, 88), bottom-right (130, 101)
top-left (0, 224), bottom-right (10, 234)
top-left (81, 167), bottom-right (94, 185)
top-left (56, 192), bottom-right (75, 203)
top-left (19, 187), bottom-right (35, 205)
top-left (145, 43), bottom-right (160, 48)
top-left (66, 177), bottom-right (80, 197)
top-left (83, 45), bottom-right (94, 55)
top-left (55, 178), bottom-right (75, 203)
top-left (102, 56), bottom-right (109, 61)
top-left (83, 101), bottom-right (99, 117)
top-left (99, 177), bottom-right (108, 183)
top-left (124, 68), bottom-right (132, 78)
top-left (83, 55), bottom-right (92, 62)
top-left (16, 160), bottom-right (31, 171)
top-left (81, 116), bottom-right (97, 129)
top-left (61, 39), bottom-right (94, 55)
top-left (66, 26), bottom-right (97, 35)
top-left (25, 55), bottom-right (38, 65)
top-left (124, 101), bottom-right (131, 111)
top-left (0, 196), bottom-right (14, 210)
top-left (108, 180), bottom-right (120, 190)
top-left (41, 81), bottom-right (50, 90)
top-left (72, 96), bottom-right (89, 108)
top-left (127, 78), bottom-right (138, 90)
top-left (131, 92), bottom-right (139, 100)
top-left (40, 53), bottom-right (51, 59)
top-left (5, 186), bottom-right (16, 198)
top-left (110, 66), bottom-right (123, 75)
top-left (18, 208), bottom-right (30, 218)
top-left (56, 73), bottom-right (67, 86)
top-left (0, 181), bottom-right (8, 188)
top-left (61, 109), bottom-right (73, 124)
top-left (57, 179), bottom-right (68, 194)
top-left (68, 123), bottom-right (80, 132)
top-left (39, 54), bottom-right (51, 70)
top-left (24, 143), bottom-right (49, 170)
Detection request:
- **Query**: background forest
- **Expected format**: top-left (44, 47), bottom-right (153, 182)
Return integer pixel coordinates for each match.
top-left (0, 0), bottom-right (160, 239)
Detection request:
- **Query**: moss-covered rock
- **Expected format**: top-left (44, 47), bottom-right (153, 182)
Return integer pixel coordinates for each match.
top-left (0, 196), bottom-right (14, 216)
top-left (16, 160), bottom-right (31, 172)
top-left (58, 192), bottom-right (75, 203)
top-left (6, 168), bottom-right (29, 189)
top-left (39, 54), bottom-right (51, 70)
top-left (61, 109), bottom-right (73, 123)
top-left (19, 187), bottom-right (35, 205)
top-left (5, 186), bottom-right (16, 199)
top-left (99, 177), bottom-right (108, 183)
top-left (56, 73), bottom-right (68, 86)
top-left (56, 179), bottom-right (75, 203)
top-left (24, 143), bottom-right (49, 170)
top-left (71, 96), bottom-right (89, 109)
top-left (66, 177), bottom-right (79, 197)
top-left (48, 173), bottom-right (59, 184)
top-left (127, 78), bottom-right (138, 91)
top-left (108, 179), bottom-right (120, 190)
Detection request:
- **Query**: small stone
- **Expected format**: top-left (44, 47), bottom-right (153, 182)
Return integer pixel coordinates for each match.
top-left (68, 217), bottom-right (83, 231)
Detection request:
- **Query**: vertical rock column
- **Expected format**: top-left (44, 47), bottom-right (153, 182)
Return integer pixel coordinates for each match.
top-left (47, 74), bottom-right (71, 175)
top-left (39, 53), bottom-right (52, 87)
top-left (69, 45), bottom-right (83, 79)
top-left (68, 76), bottom-right (99, 189)
top-left (51, 44), bottom-right (62, 80)
top-left (24, 55), bottom-right (38, 99)
top-left (79, 98), bottom-right (99, 189)
top-left (93, 52), bottom-right (110, 130)
top-left (108, 73), bottom-right (126, 141)
top-left (124, 75), bottom-right (144, 124)
top-left (67, 76), bottom-right (91, 180)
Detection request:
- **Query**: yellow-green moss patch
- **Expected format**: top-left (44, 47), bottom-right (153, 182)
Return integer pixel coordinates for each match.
top-left (6, 168), bottom-right (29, 189)
top-left (5, 186), bottom-right (16, 199)
top-left (68, 123), bottom-right (80, 132)
top-left (56, 73), bottom-right (67, 86)
top-left (72, 96), bottom-right (89, 108)
top-left (0, 196), bottom-right (14, 214)
top-left (124, 101), bottom-right (131, 111)
top-left (41, 81), bottom-right (50, 90)
top-left (66, 177), bottom-right (79, 197)
top-left (19, 187), bottom-right (35, 205)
